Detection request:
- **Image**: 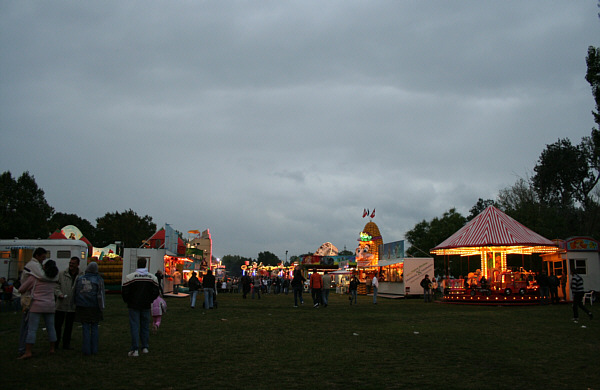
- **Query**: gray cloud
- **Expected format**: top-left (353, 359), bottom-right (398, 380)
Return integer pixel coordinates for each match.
top-left (1, 1), bottom-right (599, 259)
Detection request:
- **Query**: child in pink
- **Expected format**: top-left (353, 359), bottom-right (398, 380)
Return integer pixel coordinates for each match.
top-left (151, 295), bottom-right (167, 332)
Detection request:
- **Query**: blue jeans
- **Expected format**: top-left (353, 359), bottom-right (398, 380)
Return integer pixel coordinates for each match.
top-left (424, 289), bottom-right (431, 302)
top-left (82, 322), bottom-right (99, 355)
top-left (204, 288), bottom-right (214, 308)
top-left (293, 286), bottom-right (303, 306)
top-left (350, 290), bottom-right (357, 304)
top-left (26, 312), bottom-right (57, 344)
top-left (190, 290), bottom-right (198, 307)
top-left (373, 286), bottom-right (378, 303)
top-left (321, 289), bottom-right (330, 306)
top-left (128, 309), bottom-right (150, 351)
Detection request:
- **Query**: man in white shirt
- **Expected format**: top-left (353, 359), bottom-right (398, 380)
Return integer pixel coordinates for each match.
top-left (372, 274), bottom-right (379, 304)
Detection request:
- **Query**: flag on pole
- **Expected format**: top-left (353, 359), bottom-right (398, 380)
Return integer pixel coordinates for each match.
top-left (362, 208), bottom-right (368, 218)
top-left (370, 208), bottom-right (376, 218)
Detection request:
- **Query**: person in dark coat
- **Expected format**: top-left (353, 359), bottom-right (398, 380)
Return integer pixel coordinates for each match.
top-left (74, 262), bottom-right (105, 356)
top-left (202, 270), bottom-right (216, 309)
top-left (291, 267), bottom-right (306, 307)
top-left (188, 272), bottom-right (200, 308)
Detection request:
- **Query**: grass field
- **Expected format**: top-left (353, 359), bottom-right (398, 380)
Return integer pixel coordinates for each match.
top-left (1, 292), bottom-right (598, 390)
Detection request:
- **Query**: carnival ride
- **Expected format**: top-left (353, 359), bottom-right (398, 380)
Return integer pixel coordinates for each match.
top-left (431, 206), bottom-right (559, 304)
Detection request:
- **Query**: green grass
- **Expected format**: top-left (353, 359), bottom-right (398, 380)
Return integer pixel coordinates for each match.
top-left (1, 292), bottom-right (598, 390)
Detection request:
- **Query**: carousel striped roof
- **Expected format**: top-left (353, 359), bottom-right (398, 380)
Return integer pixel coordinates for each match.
top-left (432, 206), bottom-right (555, 250)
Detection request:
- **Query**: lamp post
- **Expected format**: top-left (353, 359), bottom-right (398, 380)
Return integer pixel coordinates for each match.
top-left (285, 250), bottom-right (288, 265)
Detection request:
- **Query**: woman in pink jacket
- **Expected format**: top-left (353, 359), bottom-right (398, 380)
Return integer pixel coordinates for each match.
top-left (17, 259), bottom-right (59, 359)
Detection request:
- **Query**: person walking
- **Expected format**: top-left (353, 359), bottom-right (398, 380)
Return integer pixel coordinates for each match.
top-left (309, 269), bottom-right (323, 308)
top-left (17, 259), bottom-right (59, 359)
top-left (155, 269), bottom-right (164, 295)
top-left (17, 247), bottom-right (50, 357)
top-left (252, 274), bottom-right (261, 300)
top-left (349, 275), bottom-right (359, 305)
top-left (122, 258), bottom-right (160, 357)
top-left (548, 272), bottom-right (560, 304)
top-left (420, 274), bottom-right (432, 303)
top-left (74, 262), bottom-right (105, 356)
top-left (188, 272), bottom-right (200, 308)
top-left (241, 273), bottom-right (252, 299)
top-left (151, 294), bottom-right (167, 333)
top-left (372, 273), bottom-right (379, 304)
top-left (203, 269), bottom-right (216, 309)
top-left (570, 269), bottom-right (593, 323)
top-left (321, 271), bottom-right (332, 307)
top-left (291, 267), bottom-right (306, 307)
top-left (54, 256), bottom-right (82, 350)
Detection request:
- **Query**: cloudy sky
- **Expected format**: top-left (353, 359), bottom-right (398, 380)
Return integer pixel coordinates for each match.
top-left (1, 1), bottom-right (599, 260)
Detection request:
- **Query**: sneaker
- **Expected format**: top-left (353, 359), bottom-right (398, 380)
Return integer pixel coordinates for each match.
top-left (573, 319), bottom-right (579, 323)
top-left (293, 305), bottom-right (298, 308)
top-left (128, 350), bottom-right (139, 357)
top-left (313, 303), bottom-right (319, 307)
top-left (142, 348), bottom-right (149, 354)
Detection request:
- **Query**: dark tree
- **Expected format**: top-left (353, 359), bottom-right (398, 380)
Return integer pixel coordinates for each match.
top-left (532, 138), bottom-right (589, 208)
top-left (257, 251), bottom-right (280, 266)
top-left (586, 46), bottom-right (600, 129)
top-left (405, 208), bottom-right (466, 257)
top-left (0, 171), bottom-right (54, 239)
top-left (94, 209), bottom-right (156, 248)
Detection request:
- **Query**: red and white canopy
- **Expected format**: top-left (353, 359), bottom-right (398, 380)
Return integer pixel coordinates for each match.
top-left (432, 206), bottom-right (556, 253)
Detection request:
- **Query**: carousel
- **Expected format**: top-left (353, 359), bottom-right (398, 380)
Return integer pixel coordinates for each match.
top-left (430, 206), bottom-right (560, 304)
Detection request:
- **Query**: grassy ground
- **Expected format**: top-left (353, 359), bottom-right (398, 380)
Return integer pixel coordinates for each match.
top-left (0, 292), bottom-right (598, 390)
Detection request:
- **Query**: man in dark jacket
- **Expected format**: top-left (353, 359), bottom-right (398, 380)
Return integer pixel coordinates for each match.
top-left (188, 272), bottom-right (200, 309)
top-left (122, 258), bottom-right (159, 357)
top-left (420, 275), bottom-right (432, 303)
top-left (202, 270), bottom-right (216, 309)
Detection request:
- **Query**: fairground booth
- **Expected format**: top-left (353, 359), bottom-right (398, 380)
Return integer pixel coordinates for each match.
top-left (430, 206), bottom-right (560, 304)
top-left (541, 236), bottom-right (600, 302)
top-left (354, 219), bottom-right (433, 297)
top-left (122, 225), bottom-right (212, 295)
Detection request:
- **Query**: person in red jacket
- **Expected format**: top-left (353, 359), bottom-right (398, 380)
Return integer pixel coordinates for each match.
top-left (309, 269), bottom-right (323, 308)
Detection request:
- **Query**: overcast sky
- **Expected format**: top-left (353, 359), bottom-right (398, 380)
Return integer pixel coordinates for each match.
top-left (1, 1), bottom-right (599, 260)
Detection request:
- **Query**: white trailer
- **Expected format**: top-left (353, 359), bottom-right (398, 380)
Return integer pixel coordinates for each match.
top-left (0, 239), bottom-right (88, 280)
top-left (377, 257), bottom-right (435, 297)
top-left (121, 247), bottom-right (167, 282)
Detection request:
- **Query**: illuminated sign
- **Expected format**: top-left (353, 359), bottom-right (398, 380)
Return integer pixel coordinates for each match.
top-left (359, 232), bottom-right (372, 242)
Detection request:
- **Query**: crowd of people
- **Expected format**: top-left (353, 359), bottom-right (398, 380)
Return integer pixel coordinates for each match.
top-left (5, 248), bottom-right (594, 360)
top-left (13, 247), bottom-right (105, 359)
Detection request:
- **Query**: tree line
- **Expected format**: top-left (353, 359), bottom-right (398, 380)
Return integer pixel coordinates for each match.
top-left (0, 170), bottom-right (157, 248)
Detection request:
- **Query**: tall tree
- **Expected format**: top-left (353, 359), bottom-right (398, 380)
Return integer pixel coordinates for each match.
top-left (405, 208), bottom-right (466, 257)
top-left (257, 251), bottom-right (280, 266)
top-left (94, 209), bottom-right (156, 248)
top-left (532, 138), bottom-right (590, 208)
top-left (586, 46), bottom-right (600, 130)
top-left (0, 171), bottom-right (53, 239)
